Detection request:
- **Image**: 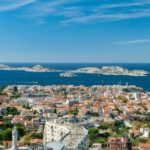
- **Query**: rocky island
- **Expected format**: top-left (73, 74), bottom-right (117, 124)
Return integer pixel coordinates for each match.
top-left (0, 64), bottom-right (58, 72)
top-left (0, 64), bottom-right (148, 76)
top-left (73, 66), bottom-right (149, 76)
top-left (60, 72), bottom-right (77, 77)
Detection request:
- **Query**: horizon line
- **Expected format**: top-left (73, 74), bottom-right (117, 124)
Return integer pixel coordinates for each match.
top-left (1, 62), bottom-right (150, 64)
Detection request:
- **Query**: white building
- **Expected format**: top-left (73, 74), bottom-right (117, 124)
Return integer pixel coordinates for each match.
top-left (43, 119), bottom-right (89, 150)
top-left (140, 128), bottom-right (150, 138)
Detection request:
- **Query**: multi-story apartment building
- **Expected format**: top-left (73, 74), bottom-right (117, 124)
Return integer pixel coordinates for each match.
top-left (43, 119), bottom-right (89, 150)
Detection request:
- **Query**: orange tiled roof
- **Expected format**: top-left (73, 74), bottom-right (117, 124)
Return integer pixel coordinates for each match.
top-left (30, 139), bottom-right (43, 144)
top-left (130, 129), bottom-right (140, 134)
top-left (73, 104), bottom-right (83, 107)
top-left (0, 121), bottom-right (3, 125)
top-left (139, 143), bottom-right (150, 148)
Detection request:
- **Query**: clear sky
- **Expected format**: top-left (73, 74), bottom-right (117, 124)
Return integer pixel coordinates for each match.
top-left (0, 0), bottom-right (150, 63)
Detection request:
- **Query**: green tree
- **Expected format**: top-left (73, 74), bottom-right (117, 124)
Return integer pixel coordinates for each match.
top-left (68, 108), bottom-right (79, 116)
top-left (3, 120), bottom-right (13, 128)
top-left (26, 102), bottom-right (30, 110)
top-left (31, 132), bottom-right (43, 139)
top-left (54, 109), bottom-right (57, 114)
top-left (4, 107), bottom-right (20, 115)
top-left (88, 128), bottom-right (99, 141)
top-left (33, 110), bottom-right (38, 114)
top-left (114, 120), bottom-right (125, 128)
top-left (0, 86), bottom-right (7, 95)
top-left (1, 128), bottom-right (12, 141)
top-left (126, 138), bottom-right (132, 150)
top-left (149, 132), bottom-right (150, 138)
top-left (90, 112), bottom-right (99, 117)
top-left (13, 86), bottom-right (18, 93)
top-left (99, 122), bottom-right (112, 130)
top-left (16, 126), bottom-right (25, 139)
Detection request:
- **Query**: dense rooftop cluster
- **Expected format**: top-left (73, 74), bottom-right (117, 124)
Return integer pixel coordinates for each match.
top-left (0, 84), bottom-right (150, 149)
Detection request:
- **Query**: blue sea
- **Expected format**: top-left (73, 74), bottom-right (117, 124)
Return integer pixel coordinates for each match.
top-left (0, 63), bottom-right (150, 91)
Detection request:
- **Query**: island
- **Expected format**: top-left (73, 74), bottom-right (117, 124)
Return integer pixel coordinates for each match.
top-left (0, 64), bottom-right (58, 72)
top-left (72, 66), bottom-right (149, 76)
top-left (60, 72), bottom-right (77, 77)
top-left (0, 64), bottom-right (148, 76)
